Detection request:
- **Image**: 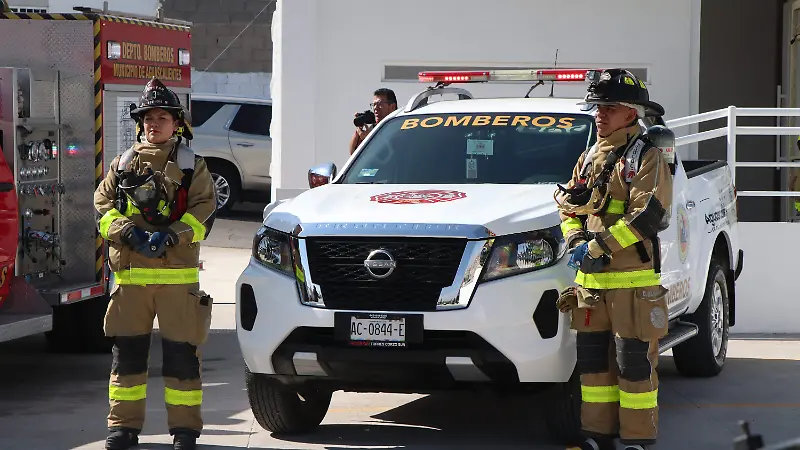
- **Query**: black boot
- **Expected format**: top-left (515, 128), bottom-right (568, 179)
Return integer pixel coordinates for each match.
top-left (171, 428), bottom-right (199, 450)
top-left (569, 437), bottom-right (616, 450)
top-left (105, 427), bottom-right (139, 450)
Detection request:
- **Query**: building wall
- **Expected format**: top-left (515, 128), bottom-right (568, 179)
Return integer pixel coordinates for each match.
top-left (47, 0), bottom-right (159, 15)
top-left (272, 0), bottom-right (698, 199)
top-left (698, 0), bottom-right (785, 222)
top-left (162, 0), bottom-right (274, 98)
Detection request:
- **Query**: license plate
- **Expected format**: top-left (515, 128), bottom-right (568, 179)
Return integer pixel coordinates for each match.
top-left (349, 314), bottom-right (406, 347)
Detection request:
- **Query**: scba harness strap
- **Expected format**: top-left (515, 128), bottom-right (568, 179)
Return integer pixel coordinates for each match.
top-left (577, 135), bottom-right (663, 272)
top-left (114, 145), bottom-right (217, 238)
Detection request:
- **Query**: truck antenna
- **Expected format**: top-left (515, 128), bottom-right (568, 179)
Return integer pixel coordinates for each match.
top-left (549, 48), bottom-right (559, 98)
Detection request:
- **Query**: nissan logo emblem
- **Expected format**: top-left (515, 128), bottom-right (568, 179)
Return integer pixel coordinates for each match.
top-left (363, 249), bottom-right (397, 279)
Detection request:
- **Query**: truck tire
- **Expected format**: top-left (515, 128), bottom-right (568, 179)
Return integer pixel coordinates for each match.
top-left (45, 296), bottom-right (113, 354)
top-left (245, 367), bottom-right (331, 434)
top-left (45, 302), bottom-right (82, 353)
top-left (672, 259), bottom-right (729, 377)
top-left (542, 370), bottom-right (583, 445)
top-left (78, 295), bottom-right (114, 353)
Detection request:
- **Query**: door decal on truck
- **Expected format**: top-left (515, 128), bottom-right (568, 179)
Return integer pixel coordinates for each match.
top-left (677, 203), bottom-right (690, 264)
top-left (370, 189), bottom-right (467, 204)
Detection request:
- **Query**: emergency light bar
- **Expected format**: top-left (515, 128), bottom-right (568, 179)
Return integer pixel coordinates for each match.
top-left (418, 68), bottom-right (603, 84)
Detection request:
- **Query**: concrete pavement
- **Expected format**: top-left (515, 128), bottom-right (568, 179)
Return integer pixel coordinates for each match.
top-left (1, 208), bottom-right (800, 449)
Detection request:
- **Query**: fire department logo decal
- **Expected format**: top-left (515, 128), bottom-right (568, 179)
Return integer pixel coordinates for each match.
top-left (677, 203), bottom-right (690, 264)
top-left (370, 190), bottom-right (467, 205)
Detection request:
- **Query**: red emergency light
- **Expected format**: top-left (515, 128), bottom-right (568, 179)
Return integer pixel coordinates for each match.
top-left (418, 68), bottom-right (601, 84)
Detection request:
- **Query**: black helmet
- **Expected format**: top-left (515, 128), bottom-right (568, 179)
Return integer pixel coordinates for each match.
top-left (129, 77), bottom-right (194, 141)
top-left (577, 69), bottom-right (665, 117)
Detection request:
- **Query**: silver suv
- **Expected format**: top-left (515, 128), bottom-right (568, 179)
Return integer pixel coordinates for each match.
top-left (188, 94), bottom-right (272, 212)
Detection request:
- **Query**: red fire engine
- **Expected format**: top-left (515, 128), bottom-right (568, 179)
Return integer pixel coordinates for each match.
top-left (0, 6), bottom-right (192, 352)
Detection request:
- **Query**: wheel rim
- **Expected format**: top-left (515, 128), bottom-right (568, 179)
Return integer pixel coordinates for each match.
top-left (211, 173), bottom-right (230, 209)
top-left (711, 280), bottom-right (725, 356)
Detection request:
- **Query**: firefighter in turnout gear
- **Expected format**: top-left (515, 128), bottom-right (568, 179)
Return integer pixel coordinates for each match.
top-left (555, 69), bottom-right (673, 450)
top-left (94, 78), bottom-right (217, 450)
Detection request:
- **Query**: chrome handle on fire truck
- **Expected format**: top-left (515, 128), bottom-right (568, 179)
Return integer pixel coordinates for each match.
top-left (237, 142), bottom-right (254, 147)
top-left (686, 200), bottom-right (695, 209)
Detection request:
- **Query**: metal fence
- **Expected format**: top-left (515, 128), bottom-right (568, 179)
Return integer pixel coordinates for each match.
top-left (665, 106), bottom-right (800, 198)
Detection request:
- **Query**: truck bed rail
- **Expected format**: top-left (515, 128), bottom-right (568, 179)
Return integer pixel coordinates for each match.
top-left (665, 106), bottom-right (800, 198)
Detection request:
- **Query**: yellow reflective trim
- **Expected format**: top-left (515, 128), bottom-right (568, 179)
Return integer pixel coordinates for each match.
top-left (295, 265), bottom-right (305, 283)
top-left (620, 388), bottom-right (658, 410)
top-left (609, 219), bottom-right (639, 249)
top-left (109, 384), bottom-right (147, 401)
top-left (606, 198), bottom-right (626, 214)
top-left (99, 209), bottom-right (126, 240)
top-left (581, 385), bottom-right (620, 403)
top-left (124, 197), bottom-right (140, 217)
top-left (560, 217), bottom-right (583, 236)
top-left (180, 212), bottom-right (207, 243)
top-left (794, 201), bottom-right (800, 213)
top-left (575, 269), bottom-right (661, 289)
top-left (164, 387), bottom-right (202, 406)
top-left (114, 268), bottom-right (199, 285)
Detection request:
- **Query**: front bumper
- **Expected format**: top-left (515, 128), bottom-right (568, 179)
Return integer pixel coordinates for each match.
top-left (236, 257), bottom-right (577, 390)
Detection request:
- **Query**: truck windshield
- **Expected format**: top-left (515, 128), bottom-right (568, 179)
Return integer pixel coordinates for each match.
top-left (341, 112), bottom-right (597, 185)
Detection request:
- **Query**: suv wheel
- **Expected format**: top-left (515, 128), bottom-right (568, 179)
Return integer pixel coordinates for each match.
top-left (206, 161), bottom-right (240, 213)
top-left (245, 368), bottom-right (332, 434)
top-left (542, 369), bottom-right (583, 445)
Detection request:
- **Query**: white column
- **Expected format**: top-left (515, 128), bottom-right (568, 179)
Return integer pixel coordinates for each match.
top-left (271, 0), bottom-right (317, 202)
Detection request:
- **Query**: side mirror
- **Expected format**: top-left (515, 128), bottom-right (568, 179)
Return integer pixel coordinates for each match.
top-left (308, 162), bottom-right (337, 189)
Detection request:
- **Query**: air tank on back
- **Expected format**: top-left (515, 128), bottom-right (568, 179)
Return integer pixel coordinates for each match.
top-left (645, 124), bottom-right (677, 231)
top-left (645, 125), bottom-right (677, 176)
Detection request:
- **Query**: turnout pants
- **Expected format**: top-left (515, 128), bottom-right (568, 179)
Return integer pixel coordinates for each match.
top-left (570, 285), bottom-right (669, 446)
top-left (103, 282), bottom-right (213, 435)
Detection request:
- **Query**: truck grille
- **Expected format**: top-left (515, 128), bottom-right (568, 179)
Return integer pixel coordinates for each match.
top-left (305, 237), bottom-right (467, 311)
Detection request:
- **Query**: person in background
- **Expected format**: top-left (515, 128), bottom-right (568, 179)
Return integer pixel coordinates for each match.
top-left (349, 87), bottom-right (398, 155)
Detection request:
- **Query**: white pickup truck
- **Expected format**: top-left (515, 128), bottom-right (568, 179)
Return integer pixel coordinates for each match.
top-left (235, 69), bottom-right (744, 443)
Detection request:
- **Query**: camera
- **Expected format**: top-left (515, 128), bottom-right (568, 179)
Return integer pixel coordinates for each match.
top-left (353, 110), bottom-right (376, 127)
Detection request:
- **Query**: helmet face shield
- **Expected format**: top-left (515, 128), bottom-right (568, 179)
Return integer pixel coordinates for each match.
top-left (119, 170), bottom-right (167, 212)
top-left (130, 177), bottom-right (160, 206)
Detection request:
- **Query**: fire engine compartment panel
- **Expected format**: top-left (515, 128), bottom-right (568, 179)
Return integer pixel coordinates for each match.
top-left (0, 19), bottom-right (98, 301)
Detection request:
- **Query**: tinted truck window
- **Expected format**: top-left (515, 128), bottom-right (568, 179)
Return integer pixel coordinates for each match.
top-left (342, 112), bottom-right (597, 185)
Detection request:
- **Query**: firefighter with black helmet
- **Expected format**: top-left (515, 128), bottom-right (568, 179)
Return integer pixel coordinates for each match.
top-left (554, 69), bottom-right (673, 450)
top-left (94, 77), bottom-right (217, 450)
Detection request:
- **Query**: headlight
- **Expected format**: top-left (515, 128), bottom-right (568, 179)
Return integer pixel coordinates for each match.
top-left (253, 226), bottom-right (294, 275)
top-left (481, 227), bottom-right (566, 282)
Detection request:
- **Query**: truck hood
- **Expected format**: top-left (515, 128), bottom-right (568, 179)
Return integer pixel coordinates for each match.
top-left (265, 184), bottom-right (563, 237)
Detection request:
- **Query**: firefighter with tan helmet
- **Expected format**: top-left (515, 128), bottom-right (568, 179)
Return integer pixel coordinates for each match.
top-left (94, 77), bottom-right (217, 450)
top-left (554, 69), bottom-right (673, 450)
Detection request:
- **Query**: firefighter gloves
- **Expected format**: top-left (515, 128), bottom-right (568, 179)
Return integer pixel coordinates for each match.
top-left (568, 242), bottom-right (590, 270)
top-left (122, 226), bottom-right (160, 258)
top-left (568, 241), bottom-right (610, 274)
top-left (556, 287), bottom-right (579, 313)
top-left (148, 229), bottom-right (179, 257)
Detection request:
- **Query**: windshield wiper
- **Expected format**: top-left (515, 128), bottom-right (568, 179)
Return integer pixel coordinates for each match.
top-left (356, 180), bottom-right (388, 184)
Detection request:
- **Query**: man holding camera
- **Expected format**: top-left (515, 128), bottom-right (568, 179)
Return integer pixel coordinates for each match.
top-left (349, 88), bottom-right (397, 155)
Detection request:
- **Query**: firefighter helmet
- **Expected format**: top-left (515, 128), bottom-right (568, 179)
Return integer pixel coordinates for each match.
top-left (577, 69), bottom-right (665, 118)
top-left (129, 77), bottom-right (194, 141)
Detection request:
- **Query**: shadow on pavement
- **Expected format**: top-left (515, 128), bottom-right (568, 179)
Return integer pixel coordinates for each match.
top-left (0, 331), bottom-right (252, 450)
top-left (272, 355), bottom-right (800, 450)
top-left (3, 331), bottom-right (800, 450)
